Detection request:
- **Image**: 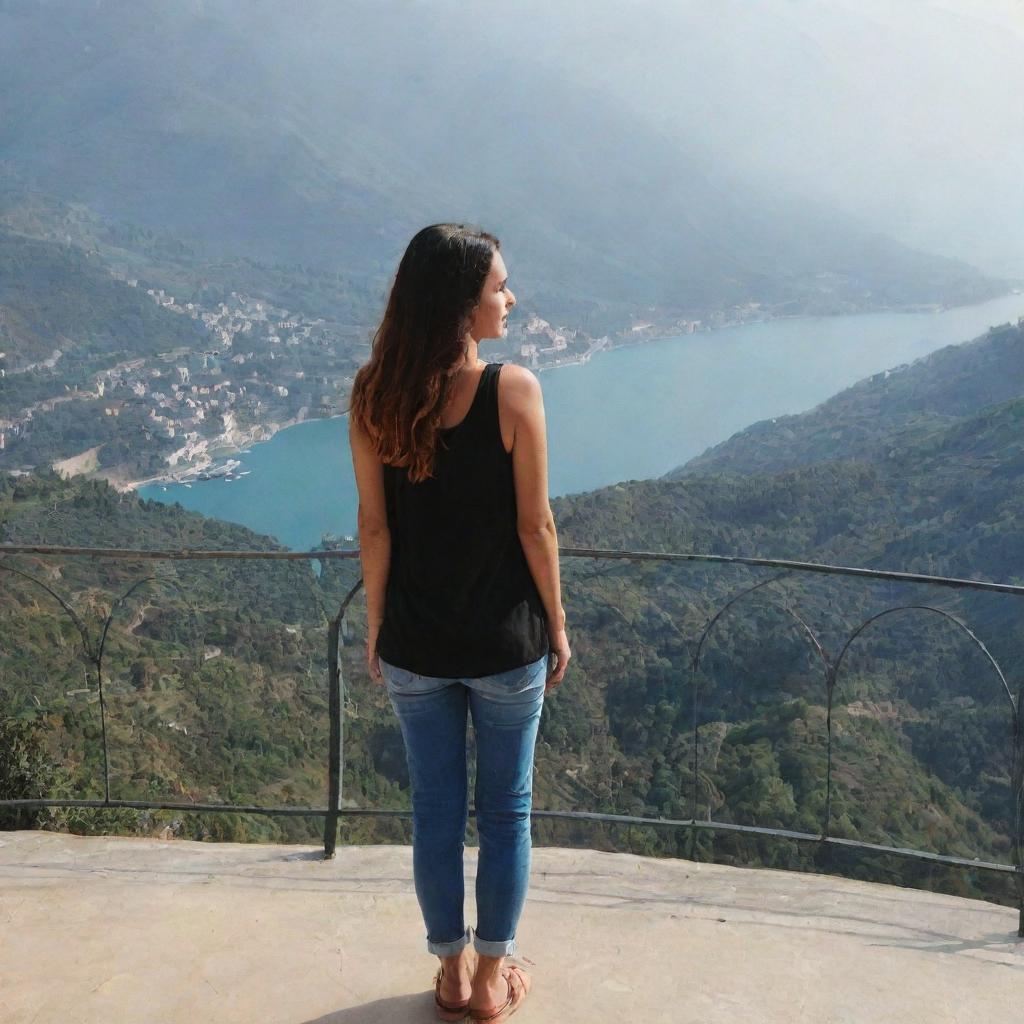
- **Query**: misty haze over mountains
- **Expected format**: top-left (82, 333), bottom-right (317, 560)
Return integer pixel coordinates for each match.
top-left (1, 0), bottom-right (1020, 329)
top-left (509, 0), bottom-right (1024, 280)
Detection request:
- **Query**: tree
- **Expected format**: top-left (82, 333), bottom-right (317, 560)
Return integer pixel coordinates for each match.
top-left (0, 717), bottom-right (58, 829)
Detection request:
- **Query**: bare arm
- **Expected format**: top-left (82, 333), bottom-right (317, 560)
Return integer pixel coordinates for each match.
top-left (503, 364), bottom-right (571, 688)
top-left (348, 416), bottom-right (390, 684)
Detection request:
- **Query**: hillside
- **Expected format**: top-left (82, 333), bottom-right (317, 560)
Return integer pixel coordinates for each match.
top-left (0, 188), bottom-right (385, 333)
top-left (4, 311), bottom-right (1024, 911)
top-left (3, 318), bottom-right (1024, 924)
top-left (0, 231), bottom-right (209, 374)
top-left (673, 321), bottom-right (1024, 478)
top-left (0, 220), bottom-right (373, 480)
top-left (1, 448), bottom-right (1019, 912)
top-left (546, 376), bottom-right (1024, 902)
top-left (0, 472), bottom-right (351, 841)
top-left (0, 231), bottom-right (223, 476)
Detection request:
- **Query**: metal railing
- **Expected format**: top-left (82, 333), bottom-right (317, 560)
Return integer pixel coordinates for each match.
top-left (1, 542), bottom-right (1021, 935)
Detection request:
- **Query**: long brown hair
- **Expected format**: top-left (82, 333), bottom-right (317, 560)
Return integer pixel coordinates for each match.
top-left (349, 223), bottom-right (499, 482)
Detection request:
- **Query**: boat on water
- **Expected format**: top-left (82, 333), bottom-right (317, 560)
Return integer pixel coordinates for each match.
top-left (195, 458), bottom-right (242, 482)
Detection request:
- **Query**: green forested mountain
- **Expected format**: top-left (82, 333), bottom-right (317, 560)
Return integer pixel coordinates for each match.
top-left (0, 190), bottom-right (385, 334)
top-left (0, 230), bottom-right (209, 373)
top-left (538, 324), bottom-right (1024, 907)
top-left (3, 344), bottom-right (1023, 911)
top-left (0, 472), bottom-right (349, 841)
top-left (559, 398), bottom-right (1024, 583)
top-left (549, 332), bottom-right (1024, 829)
top-left (673, 321), bottom-right (1024, 478)
top-left (3, 311), bottom-right (1024, 913)
top-left (0, 215), bottom-right (379, 478)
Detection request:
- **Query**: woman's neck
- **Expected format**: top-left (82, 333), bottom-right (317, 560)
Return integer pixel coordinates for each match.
top-left (454, 335), bottom-right (482, 372)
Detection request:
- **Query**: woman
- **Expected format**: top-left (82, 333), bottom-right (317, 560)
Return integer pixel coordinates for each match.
top-left (348, 223), bottom-right (570, 1022)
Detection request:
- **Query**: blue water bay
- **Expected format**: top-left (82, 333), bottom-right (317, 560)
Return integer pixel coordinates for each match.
top-left (140, 294), bottom-right (1024, 551)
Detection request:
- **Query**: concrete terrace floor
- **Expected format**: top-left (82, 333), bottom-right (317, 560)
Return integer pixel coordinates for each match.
top-left (1, 831), bottom-right (1021, 1024)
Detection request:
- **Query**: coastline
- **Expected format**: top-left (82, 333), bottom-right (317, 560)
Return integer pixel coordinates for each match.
top-left (103, 415), bottom-right (306, 493)
top-left (109, 311), bottom-right (905, 486)
top-left (104, 291), bottom-right (1021, 492)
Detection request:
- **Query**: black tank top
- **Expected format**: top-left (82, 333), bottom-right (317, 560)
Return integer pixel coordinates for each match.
top-left (377, 362), bottom-right (549, 678)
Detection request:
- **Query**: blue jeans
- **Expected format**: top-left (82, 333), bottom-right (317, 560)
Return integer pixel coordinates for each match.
top-left (380, 654), bottom-right (547, 958)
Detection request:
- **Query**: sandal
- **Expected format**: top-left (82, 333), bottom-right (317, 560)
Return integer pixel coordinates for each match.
top-left (469, 964), bottom-right (531, 1023)
top-left (434, 965), bottom-right (472, 1022)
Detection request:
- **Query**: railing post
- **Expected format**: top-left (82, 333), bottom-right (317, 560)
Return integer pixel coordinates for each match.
top-left (824, 665), bottom-right (835, 840)
top-left (688, 653), bottom-right (700, 862)
top-left (1014, 686), bottom-right (1024, 937)
top-left (93, 658), bottom-right (112, 805)
top-left (820, 664), bottom-right (836, 874)
top-left (323, 581), bottom-right (363, 859)
top-left (323, 610), bottom-right (343, 859)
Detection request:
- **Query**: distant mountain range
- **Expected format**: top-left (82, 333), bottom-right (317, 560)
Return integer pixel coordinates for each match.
top-left (0, 0), bottom-right (1012, 330)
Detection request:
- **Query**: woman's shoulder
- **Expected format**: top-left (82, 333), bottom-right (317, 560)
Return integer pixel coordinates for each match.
top-left (496, 362), bottom-right (541, 402)
top-left (495, 363), bottom-right (543, 453)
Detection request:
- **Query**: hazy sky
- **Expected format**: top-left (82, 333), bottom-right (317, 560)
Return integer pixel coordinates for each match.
top-left (466, 0), bottom-right (1024, 277)
top-left (212, 0), bottom-right (1024, 277)
top-left (4, 0), bottom-right (1021, 285)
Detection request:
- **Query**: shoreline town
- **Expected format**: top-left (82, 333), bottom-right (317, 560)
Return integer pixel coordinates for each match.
top-left (2, 276), bottom-right (975, 495)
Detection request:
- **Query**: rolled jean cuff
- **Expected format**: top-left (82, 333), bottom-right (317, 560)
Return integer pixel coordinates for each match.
top-left (427, 926), bottom-right (473, 957)
top-left (473, 932), bottom-right (517, 958)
